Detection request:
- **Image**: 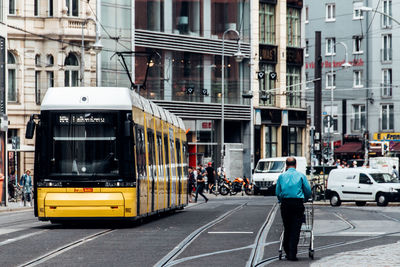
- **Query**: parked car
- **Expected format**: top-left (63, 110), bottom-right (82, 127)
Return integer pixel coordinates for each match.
top-left (326, 168), bottom-right (400, 207)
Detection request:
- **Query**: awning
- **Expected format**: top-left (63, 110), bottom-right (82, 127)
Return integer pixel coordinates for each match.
top-left (334, 142), bottom-right (363, 154)
top-left (390, 142), bottom-right (400, 152)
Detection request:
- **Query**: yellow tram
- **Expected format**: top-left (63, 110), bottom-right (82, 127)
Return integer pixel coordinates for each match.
top-left (26, 87), bottom-right (188, 221)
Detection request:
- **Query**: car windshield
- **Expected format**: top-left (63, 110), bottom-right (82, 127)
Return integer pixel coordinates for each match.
top-left (255, 161), bottom-right (285, 173)
top-left (50, 113), bottom-right (119, 177)
top-left (370, 173), bottom-right (398, 183)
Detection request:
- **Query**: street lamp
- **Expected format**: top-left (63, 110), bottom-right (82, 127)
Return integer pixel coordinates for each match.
top-left (81, 17), bottom-right (103, 86)
top-left (359, 6), bottom-right (400, 25)
top-left (328, 42), bottom-right (351, 162)
top-left (221, 28), bottom-right (244, 171)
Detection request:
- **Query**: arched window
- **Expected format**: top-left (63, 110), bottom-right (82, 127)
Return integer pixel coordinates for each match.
top-left (35, 54), bottom-right (41, 67)
top-left (46, 54), bottom-right (54, 66)
top-left (64, 53), bottom-right (79, 87)
top-left (66, 0), bottom-right (78, 16)
top-left (7, 51), bottom-right (17, 102)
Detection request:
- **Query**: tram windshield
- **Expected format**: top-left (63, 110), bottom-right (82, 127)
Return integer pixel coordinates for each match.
top-left (50, 113), bottom-right (119, 177)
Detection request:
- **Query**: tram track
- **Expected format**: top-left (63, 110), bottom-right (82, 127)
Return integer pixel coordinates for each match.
top-left (154, 202), bottom-right (249, 267)
top-left (19, 229), bottom-right (115, 267)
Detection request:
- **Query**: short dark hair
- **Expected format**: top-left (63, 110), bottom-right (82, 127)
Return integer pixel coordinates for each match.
top-left (286, 157), bottom-right (296, 167)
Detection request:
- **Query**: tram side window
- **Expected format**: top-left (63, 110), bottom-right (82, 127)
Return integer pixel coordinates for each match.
top-left (157, 135), bottom-right (164, 178)
top-left (170, 137), bottom-right (176, 179)
top-left (136, 128), bottom-right (146, 180)
top-left (147, 130), bottom-right (156, 179)
top-left (164, 134), bottom-right (170, 180)
top-left (176, 139), bottom-right (182, 179)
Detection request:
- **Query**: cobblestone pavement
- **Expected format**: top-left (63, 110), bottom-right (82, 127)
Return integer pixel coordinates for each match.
top-left (311, 241), bottom-right (400, 267)
top-left (0, 201), bottom-right (33, 212)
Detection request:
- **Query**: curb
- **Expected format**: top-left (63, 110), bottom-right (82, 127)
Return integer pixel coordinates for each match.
top-left (0, 207), bottom-right (33, 213)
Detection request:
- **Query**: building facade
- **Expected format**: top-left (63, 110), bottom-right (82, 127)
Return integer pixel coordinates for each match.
top-left (100, 0), bottom-right (254, 177)
top-left (306, 0), bottom-right (400, 161)
top-left (1, 0), bottom-right (8, 203)
top-left (6, 0), bottom-right (98, 179)
top-left (253, 0), bottom-right (307, 167)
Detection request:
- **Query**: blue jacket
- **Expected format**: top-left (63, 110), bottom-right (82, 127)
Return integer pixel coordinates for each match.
top-left (275, 168), bottom-right (312, 202)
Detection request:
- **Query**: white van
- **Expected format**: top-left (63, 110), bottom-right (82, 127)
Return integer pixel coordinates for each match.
top-left (253, 157), bottom-right (307, 194)
top-left (326, 168), bottom-right (400, 207)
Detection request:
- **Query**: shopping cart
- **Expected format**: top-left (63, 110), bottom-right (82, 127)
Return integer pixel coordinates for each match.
top-left (278, 201), bottom-right (314, 260)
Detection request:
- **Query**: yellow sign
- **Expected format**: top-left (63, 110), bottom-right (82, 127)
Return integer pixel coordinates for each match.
top-left (373, 132), bottom-right (400, 141)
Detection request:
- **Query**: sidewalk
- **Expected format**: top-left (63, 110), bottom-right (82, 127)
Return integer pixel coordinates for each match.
top-left (0, 201), bottom-right (33, 213)
top-left (311, 241), bottom-right (400, 267)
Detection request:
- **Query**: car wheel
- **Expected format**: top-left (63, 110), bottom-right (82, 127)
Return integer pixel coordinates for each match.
top-left (376, 193), bottom-right (389, 207)
top-left (330, 193), bottom-right (341, 207)
top-left (355, 201), bottom-right (366, 206)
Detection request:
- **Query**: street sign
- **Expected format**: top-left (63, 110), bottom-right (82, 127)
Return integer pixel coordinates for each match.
top-left (269, 72), bottom-right (277, 80)
top-left (257, 71), bottom-right (265, 80)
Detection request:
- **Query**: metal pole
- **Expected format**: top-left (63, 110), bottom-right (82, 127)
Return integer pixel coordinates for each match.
top-left (81, 20), bottom-right (85, 86)
top-left (96, 0), bottom-right (101, 86)
top-left (330, 49), bottom-right (334, 163)
top-left (221, 31), bottom-right (226, 170)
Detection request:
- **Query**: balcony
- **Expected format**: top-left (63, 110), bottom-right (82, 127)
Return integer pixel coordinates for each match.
top-left (381, 83), bottom-right (392, 98)
top-left (381, 48), bottom-right (392, 63)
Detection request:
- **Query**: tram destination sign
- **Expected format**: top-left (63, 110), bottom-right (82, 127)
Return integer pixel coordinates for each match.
top-left (58, 114), bottom-right (108, 124)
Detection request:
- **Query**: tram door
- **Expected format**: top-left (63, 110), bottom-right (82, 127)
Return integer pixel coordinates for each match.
top-left (148, 130), bottom-right (155, 212)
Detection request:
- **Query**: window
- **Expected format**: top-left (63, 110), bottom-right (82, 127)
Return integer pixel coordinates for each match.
top-left (382, 69), bottom-right (392, 97)
top-left (305, 39), bottom-right (309, 57)
top-left (264, 126), bottom-right (277, 158)
top-left (47, 71), bottom-right (54, 87)
top-left (353, 36), bottom-right (363, 54)
top-left (7, 51), bottom-right (17, 102)
top-left (48, 0), bottom-right (53, 17)
top-left (286, 66), bottom-right (301, 108)
top-left (66, 0), bottom-right (78, 17)
top-left (326, 72), bottom-right (336, 89)
top-left (287, 7), bottom-right (300, 47)
top-left (35, 54), bottom-right (41, 67)
top-left (9, 0), bottom-right (15, 14)
top-left (289, 127), bottom-right (303, 156)
top-left (382, 0), bottom-right (392, 28)
top-left (35, 71), bottom-right (41, 104)
top-left (381, 104), bottom-right (394, 131)
top-left (305, 6), bottom-right (309, 23)
top-left (353, 2), bottom-right (364, 20)
top-left (259, 3), bottom-right (275, 45)
top-left (64, 53), bottom-right (79, 87)
top-left (259, 63), bottom-right (275, 106)
top-left (382, 34), bottom-right (392, 62)
top-left (326, 38), bottom-right (336, 55)
top-left (353, 70), bottom-right (363, 88)
top-left (326, 3), bottom-right (335, 21)
top-left (359, 173), bottom-right (371, 184)
top-left (46, 54), bottom-right (54, 66)
top-left (34, 0), bottom-right (39, 16)
top-left (135, 0), bottom-right (165, 32)
top-left (353, 105), bottom-right (365, 131)
top-left (173, 0), bottom-right (202, 36)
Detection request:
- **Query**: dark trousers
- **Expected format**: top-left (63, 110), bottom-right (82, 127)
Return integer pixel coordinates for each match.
top-left (280, 198), bottom-right (305, 259)
top-left (195, 183), bottom-right (208, 202)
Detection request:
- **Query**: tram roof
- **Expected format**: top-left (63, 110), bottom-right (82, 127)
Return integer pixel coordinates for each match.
top-left (41, 87), bottom-right (185, 130)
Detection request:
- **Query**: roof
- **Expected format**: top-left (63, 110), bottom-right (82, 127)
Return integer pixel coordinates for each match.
top-left (41, 87), bottom-right (185, 130)
top-left (331, 167), bottom-right (383, 174)
top-left (334, 142), bottom-right (363, 154)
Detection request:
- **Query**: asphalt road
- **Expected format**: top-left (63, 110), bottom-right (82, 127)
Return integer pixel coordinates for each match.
top-left (1, 196), bottom-right (400, 267)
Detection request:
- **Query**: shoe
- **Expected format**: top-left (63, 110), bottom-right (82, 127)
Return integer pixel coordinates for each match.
top-left (205, 199), bottom-right (209, 203)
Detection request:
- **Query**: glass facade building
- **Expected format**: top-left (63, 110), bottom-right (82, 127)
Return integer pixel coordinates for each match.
top-left (100, 0), bottom-right (252, 176)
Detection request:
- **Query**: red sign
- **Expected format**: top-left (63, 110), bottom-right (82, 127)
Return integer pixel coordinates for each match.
top-left (306, 59), bottom-right (364, 69)
top-left (202, 122), bottom-right (212, 129)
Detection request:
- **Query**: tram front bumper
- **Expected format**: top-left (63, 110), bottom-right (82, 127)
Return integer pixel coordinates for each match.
top-left (43, 192), bottom-right (126, 218)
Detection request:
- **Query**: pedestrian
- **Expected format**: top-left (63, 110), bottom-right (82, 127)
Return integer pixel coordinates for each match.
top-left (20, 170), bottom-right (33, 207)
top-left (206, 162), bottom-right (216, 193)
top-left (8, 171), bottom-right (16, 201)
top-left (188, 167), bottom-right (196, 203)
top-left (194, 167), bottom-right (208, 203)
top-left (352, 160), bottom-right (357, 168)
top-left (392, 165), bottom-right (399, 180)
top-left (275, 157), bottom-right (312, 261)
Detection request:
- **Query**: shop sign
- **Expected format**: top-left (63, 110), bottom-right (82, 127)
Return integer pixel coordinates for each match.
top-left (287, 0), bottom-right (303, 8)
top-left (259, 45), bottom-right (277, 64)
top-left (373, 132), bottom-right (400, 141)
top-left (286, 47), bottom-right (303, 66)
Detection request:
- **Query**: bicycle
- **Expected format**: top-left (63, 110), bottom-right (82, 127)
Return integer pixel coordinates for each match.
top-left (311, 175), bottom-right (325, 201)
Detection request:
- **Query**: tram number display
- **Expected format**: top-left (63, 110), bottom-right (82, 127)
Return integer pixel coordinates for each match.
top-left (58, 114), bottom-right (108, 124)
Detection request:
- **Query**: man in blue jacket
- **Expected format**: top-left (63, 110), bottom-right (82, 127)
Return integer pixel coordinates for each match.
top-left (276, 157), bottom-right (311, 261)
